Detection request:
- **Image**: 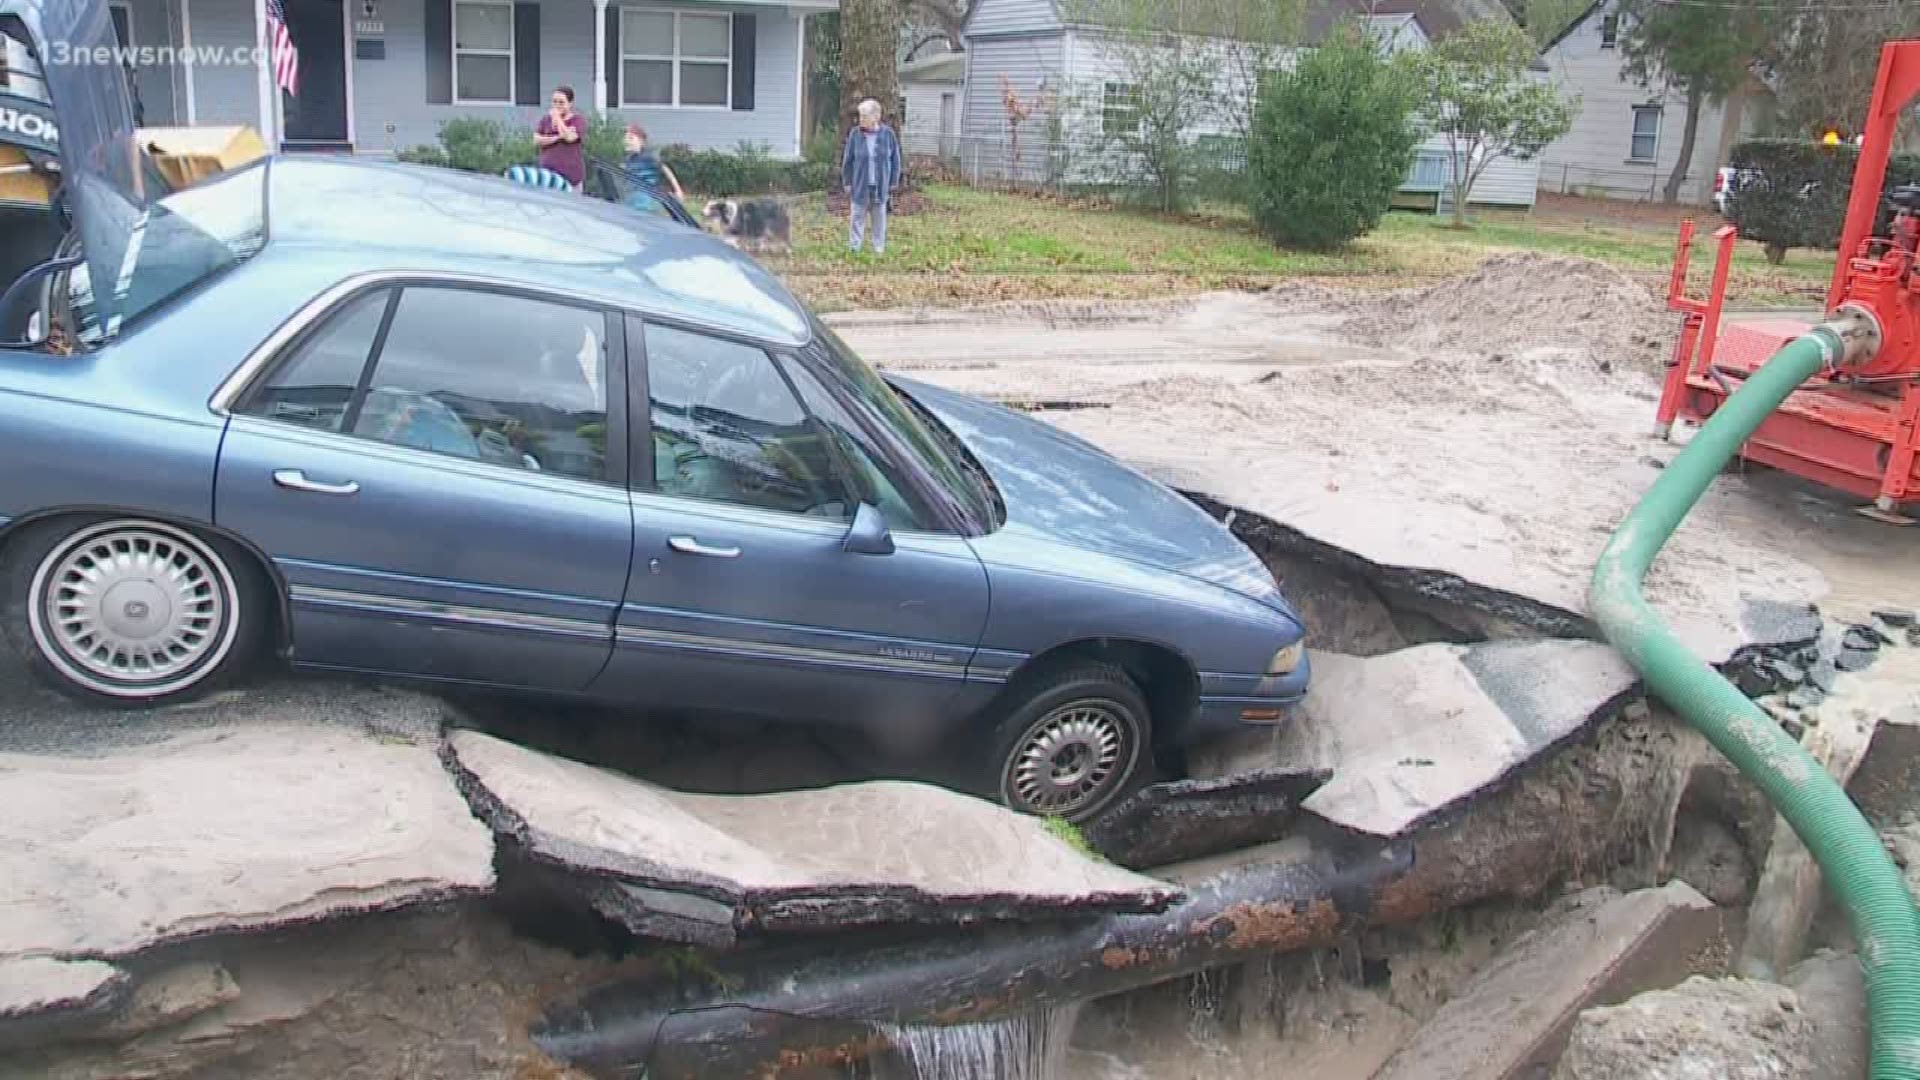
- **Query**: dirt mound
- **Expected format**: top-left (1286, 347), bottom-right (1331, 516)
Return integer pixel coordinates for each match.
top-left (1331, 252), bottom-right (1677, 377)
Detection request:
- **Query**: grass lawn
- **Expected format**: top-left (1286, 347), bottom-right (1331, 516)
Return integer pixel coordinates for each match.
top-left (739, 184), bottom-right (1833, 313)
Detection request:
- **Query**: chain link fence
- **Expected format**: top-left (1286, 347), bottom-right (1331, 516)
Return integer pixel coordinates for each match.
top-left (1537, 161), bottom-right (1714, 207)
top-left (914, 132), bottom-right (1454, 210)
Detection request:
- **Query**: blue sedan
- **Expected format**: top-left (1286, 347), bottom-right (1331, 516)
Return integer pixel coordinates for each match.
top-left (0, 39), bottom-right (1305, 824)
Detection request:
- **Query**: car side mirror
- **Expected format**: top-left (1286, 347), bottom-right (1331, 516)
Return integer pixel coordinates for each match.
top-left (844, 502), bottom-right (895, 555)
top-left (0, 254), bottom-right (81, 350)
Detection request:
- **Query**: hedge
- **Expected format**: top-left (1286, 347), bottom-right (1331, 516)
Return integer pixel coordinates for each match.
top-left (395, 118), bottom-right (831, 195)
top-left (1725, 138), bottom-right (1920, 263)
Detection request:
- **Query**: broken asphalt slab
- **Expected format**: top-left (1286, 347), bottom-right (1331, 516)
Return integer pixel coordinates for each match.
top-left (0, 958), bottom-right (126, 1028)
top-left (1191, 638), bottom-right (1640, 838)
top-left (445, 730), bottom-right (1183, 947)
top-left (0, 681), bottom-right (496, 969)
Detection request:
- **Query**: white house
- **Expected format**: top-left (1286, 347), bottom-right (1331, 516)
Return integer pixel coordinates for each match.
top-left (899, 49), bottom-right (963, 156)
top-left (955, 0), bottom-right (1541, 210)
top-left (1536, 0), bottom-right (1770, 205)
top-left (84, 0), bottom-right (834, 158)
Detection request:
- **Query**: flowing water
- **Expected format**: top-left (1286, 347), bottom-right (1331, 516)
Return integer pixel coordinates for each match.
top-left (875, 1004), bottom-right (1084, 1080)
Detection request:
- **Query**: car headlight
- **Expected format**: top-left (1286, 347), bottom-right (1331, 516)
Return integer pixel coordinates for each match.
top-left (1267, 641), bottom-right (1304, 676)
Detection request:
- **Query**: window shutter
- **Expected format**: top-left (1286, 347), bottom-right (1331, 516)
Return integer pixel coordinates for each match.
top-left (514, 2), bottom-right (541, 106)
top-left (731, 14), bottom-right (755, 111)
top-left (425, 0), bottom-right (451, 104)
top-left (605, 6), bottom-right (621, 106)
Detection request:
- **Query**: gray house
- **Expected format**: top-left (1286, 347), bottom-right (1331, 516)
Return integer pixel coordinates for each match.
top-left (955, 0), bottom-right (1540, 209)
top-left (1535, 0), bottom-right (1770, 205)
top-left (107, 0), bottom-right (832, 158)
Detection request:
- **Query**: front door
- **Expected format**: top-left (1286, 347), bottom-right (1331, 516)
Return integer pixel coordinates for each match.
top-left (597, 319), bottom-right (991, 736)
top-left (280, 0), bottom-right (350, 148)
top-left (215, 283), bottom-right (632, 691)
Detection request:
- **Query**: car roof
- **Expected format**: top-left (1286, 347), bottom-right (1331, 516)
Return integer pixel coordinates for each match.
top-left (260, 155), bottom-right (812, 347)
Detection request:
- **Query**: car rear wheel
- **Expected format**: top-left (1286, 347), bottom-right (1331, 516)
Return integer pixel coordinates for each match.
top-left (989, 663), bottom-right (1149, 824)
top-left (1, 517), bottom-right (260, 707)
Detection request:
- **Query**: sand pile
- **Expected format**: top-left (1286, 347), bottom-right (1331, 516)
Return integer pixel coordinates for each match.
top-left (1326, 252), bottom-right (1678, 377)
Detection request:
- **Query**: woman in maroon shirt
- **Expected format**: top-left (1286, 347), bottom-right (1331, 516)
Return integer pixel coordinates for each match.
top-left (534, 86), bottom-right (586, 191)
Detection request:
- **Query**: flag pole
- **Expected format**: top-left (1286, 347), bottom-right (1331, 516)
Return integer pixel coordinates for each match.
top-left (252, 0), bottom-right (278, 146)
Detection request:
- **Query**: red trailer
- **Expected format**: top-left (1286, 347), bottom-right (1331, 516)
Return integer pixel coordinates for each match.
top-left (1657, 40), bottom-right (1920, 523)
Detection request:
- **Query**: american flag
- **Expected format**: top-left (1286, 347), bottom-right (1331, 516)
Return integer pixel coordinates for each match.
top-left (265, 0), bottom-right (298, 95)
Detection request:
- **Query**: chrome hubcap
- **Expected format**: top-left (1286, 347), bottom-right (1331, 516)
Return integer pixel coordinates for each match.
top-left (1008, 703), bottom-right (1130, 818)
top-left (30, 523), bottom-right (233, 694)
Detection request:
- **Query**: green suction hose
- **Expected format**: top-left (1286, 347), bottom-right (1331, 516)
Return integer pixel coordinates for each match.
top-left (1590, 310), bottom-right (1920, 1080)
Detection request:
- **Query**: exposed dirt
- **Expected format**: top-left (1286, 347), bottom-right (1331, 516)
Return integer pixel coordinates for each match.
top-left (0, 906), bottom-right (608, 1080)
top-left (1059, 898), bottom-right (1559, 1080)
top-left (1305, 251), bottom-right (1680, 378)
top-left (1551, 976), bottom-right (1816, 1080)
top-left (832, 253), bottom-right (1920, 661)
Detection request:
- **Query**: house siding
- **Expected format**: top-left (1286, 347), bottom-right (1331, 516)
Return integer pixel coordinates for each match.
top-left (146, 0), bottom-right (808, 157)
top-left (963, 0), bottom-right (1059, 38)
top-left (957, 31), bottom-right (1060, 178)
top-left (1538, 0), bottom-right (1726, 205)
top-left (355, 1), bottom-right (806, 157)
top-left (1006, 17), bottom-right (1536, 207)
top-left (902, 78), bottom-right (960, 155)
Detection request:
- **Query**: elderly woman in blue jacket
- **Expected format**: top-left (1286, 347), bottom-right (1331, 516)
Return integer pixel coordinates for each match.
top-left (841, 98), bottom-right (903, 254)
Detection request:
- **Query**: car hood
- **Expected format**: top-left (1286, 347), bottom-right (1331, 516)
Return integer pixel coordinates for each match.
top-left (2, 0), bottom-right (150, 318)
top-left (892, 376), bottom-right (1293, 613)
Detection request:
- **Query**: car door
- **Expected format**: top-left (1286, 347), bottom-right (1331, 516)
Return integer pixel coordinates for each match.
top-left (214, 281), bottom-right (632, 691)
top-left (596, 318), bottom-right (991, 738)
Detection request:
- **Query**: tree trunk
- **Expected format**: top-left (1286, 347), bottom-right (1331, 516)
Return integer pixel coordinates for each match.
top-left (837, 0), bottom-right (900, 183)
top-left (1444, 139), bottom-right (1471, 228)
top-left (1664, 84), bottom-right (1704, 205)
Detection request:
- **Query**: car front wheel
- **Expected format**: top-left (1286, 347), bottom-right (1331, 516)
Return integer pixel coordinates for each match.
top-left (1, 517), bottom-right (259, 707)
top-left (990, 663), bottom-right (1149, 824)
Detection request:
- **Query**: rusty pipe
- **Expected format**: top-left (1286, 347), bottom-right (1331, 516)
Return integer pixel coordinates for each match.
top-left (532, 717), bottom-right (1677, 1080)
top-left (534, 837), bottom-right (1412, 1079)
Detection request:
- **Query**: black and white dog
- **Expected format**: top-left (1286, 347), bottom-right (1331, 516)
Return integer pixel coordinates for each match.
top-left (701, 198), bottom-right (793, 254)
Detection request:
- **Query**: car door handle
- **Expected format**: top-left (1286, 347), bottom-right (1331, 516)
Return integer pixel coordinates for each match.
top-left (668, 535), bottom-right (740, 558)
top-left (273, 469), bottom-right (360, 497)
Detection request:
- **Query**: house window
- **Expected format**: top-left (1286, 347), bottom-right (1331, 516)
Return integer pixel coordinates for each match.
top-left (1600, 13), bottom-right (1620, 48)
top-left (1630, 105), bottom-right (1661, 163)
top-left (1102, 81), bottom-right (1141, 136)
top-left (453, 0), bottom-right (515, 105)
top-left (621, 8), bottom-right (732, 109)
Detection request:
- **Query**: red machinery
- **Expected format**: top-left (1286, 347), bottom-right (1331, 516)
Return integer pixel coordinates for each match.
top-left (1657, 40), bottom-right (1920, 523)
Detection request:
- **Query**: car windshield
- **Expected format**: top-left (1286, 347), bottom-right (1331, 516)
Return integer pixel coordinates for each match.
top-left (805, 314), bottom-right (1001, 530)
top-left (62, 160), bottom-right (268, 348)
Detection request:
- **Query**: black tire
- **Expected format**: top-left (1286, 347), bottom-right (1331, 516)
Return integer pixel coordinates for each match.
top-left (987, 662), bottom-right (1150, 824)
top-left (0, 516), bottom-right (266, 708)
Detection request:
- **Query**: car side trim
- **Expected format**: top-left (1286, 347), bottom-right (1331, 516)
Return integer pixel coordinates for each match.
top-left (289, 585), bottom-right (612, 641)
top-left (966, 647), bottom-right (1029, 684)
top-left (613, 624), bottom-right (971, 680)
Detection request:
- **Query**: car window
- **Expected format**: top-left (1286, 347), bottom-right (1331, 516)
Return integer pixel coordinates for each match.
top-left (349, 287), bottom-right (610, 483)
top-left (777, 355), bottom-right (928, 531)
top-left (240, 289), bottom-right (392, 433)
top-left (645, 323), bottom-right (854, 520)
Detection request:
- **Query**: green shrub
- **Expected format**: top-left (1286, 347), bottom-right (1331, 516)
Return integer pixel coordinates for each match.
top-left (396, 121), bottom-right (830, 194)
top-left (1248, 26), bottom-right (1420, 250)
top-left (1726, 138), bottom-right (1920, 263)
top-left (658, 140), bottom-right (829, 195)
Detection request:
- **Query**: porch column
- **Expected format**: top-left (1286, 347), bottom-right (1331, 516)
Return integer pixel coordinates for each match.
top-left (593, 0), bottom-right (609, 113)
top-left (252, 0), bottom-right (277, 144)
top-left (179, 0), bottom-right (198, 123)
